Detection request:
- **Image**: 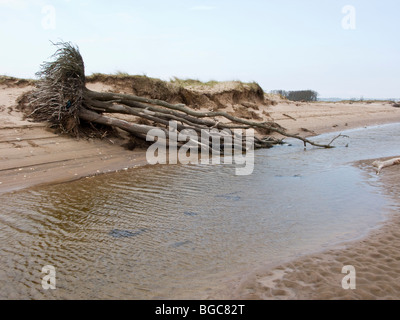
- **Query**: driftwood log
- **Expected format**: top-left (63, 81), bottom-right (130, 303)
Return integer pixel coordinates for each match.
top-left (372, 158), bottom-right (400, 175)
top-left (25, 41), bottom-right (339, 151)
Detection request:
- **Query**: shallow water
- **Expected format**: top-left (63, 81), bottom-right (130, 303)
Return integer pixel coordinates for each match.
top-left (1, 123), bottom-right (400, 299)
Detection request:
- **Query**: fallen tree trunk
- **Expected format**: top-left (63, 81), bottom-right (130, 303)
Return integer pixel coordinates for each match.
top-left (85, 88), bottom-right (337, 148)
top-left (25, 41), bottom-right (343, 153)
top-left (78, 108), bottom-right (164, 139)
top-left (372, 158), bottom-right (400, 175)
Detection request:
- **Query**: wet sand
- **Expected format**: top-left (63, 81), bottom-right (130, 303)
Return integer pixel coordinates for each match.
top-left (228, 159), bottom-right (400, 300)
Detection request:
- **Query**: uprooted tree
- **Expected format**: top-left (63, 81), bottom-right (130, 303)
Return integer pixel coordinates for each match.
top-left (24, 41), bottom-right (338, 151)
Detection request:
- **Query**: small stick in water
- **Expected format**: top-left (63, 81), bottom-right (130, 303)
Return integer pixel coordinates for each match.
top-left (372, 158), bottom-right (400, 175)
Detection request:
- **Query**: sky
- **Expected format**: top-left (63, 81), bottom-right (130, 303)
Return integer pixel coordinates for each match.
top-left (0, 0), bottom-right (399, 99)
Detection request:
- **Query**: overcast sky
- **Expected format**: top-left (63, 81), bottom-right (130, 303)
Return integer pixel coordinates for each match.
top-left (1, 0), bottom-right (399, 98)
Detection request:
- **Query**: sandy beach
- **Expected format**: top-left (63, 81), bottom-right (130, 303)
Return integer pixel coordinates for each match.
top-left (230, 160), bottom-right (400, 300)
top-left (1, 79), bottom-right (400, 300)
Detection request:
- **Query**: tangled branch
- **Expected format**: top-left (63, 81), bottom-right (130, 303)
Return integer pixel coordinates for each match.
top-left (25, 41), bottom-right (339, 150)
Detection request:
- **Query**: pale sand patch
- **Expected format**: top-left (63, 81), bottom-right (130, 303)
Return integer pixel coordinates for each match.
top-left (0, 85), bottom-right (37, 128)
top-left (226, 158), bottom-right (400, 300)
top-left (266, 100), bottom-right (400, 137)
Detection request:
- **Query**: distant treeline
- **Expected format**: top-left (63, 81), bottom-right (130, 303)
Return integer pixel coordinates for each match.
top-left (271, 90), bottom-right (319, 102)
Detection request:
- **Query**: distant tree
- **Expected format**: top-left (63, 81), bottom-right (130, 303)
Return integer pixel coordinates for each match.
top-left (286, 90), bottom-right (318, 102)
top-left (270, 90), bottom-right (318, 102)
top-left (270, 90), bottom-right (288, 99)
